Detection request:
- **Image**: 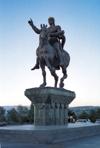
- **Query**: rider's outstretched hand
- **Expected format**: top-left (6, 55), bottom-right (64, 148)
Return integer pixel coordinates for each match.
top-left (28, 18), bottom-right (33, 26)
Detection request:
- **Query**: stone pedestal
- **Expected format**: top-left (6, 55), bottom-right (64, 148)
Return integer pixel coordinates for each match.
top-left (25, 87), bottom-right (76, 126)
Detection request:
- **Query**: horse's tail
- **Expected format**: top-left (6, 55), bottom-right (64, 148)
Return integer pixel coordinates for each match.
top-left (63, 50), bottom-right (70, 67)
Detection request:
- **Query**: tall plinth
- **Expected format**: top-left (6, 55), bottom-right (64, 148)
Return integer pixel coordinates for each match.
top-left (25, 87), bottom-right (76, 126)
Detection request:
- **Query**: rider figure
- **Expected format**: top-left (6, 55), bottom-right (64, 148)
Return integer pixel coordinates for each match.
top-left (28, 17), bottom-right (66, 70)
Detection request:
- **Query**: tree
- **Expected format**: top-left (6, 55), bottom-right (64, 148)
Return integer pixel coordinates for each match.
top-left (0, 106), bottom-right (6, 121)
top-left (17, 105), bottom-right (29, 124)
top-left (68, 109), bottom-right (74, 116)
top-left (73, 112), bottom-right (77, 121)
top-left (78, 111), bottom-right (89, 119)
top-left (68, 109), bottom-right (77, 122)
top-left (28, 103), bottom-right (34, 123)
top-left (96, 108), bottom-right (100, 119)
top-left (89, 110), bottom-right (96, 123)
top-left (7, 108), bottom-right (19, 122)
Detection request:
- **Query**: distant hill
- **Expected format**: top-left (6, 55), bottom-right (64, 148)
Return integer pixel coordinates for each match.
top-left (69, 106), bottom-right (100, 115)
top-left (1, 105), bottom-right (30, 111)
top-left (1, 105), bottom-right (100, 115)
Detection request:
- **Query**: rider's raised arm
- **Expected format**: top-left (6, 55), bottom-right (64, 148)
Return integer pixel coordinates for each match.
top-left (32, 25), bottom-right (40, 34)
top-left (28, 18), bottom-right (40, 34)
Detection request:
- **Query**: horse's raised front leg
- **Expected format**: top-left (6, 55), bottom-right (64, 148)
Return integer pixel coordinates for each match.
top-left (39, 63), bottom-right (47, 88)
top-left (59, 66), bottom-right (67, 88)
top-left (44, 57), bottom-right (58, 87)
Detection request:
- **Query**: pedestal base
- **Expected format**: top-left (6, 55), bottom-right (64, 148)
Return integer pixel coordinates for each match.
top-left (25, 87), bottom-right (76, 126)
top-left (0, 124), bottom-right (100, 144)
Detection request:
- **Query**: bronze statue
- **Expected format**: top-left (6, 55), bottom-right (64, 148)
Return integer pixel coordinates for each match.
top-left (28, 17), bottom-right (70, 88)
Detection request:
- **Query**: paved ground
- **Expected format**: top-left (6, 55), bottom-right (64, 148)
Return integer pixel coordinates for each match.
top-left (0, 134), bottom-right (100, 148)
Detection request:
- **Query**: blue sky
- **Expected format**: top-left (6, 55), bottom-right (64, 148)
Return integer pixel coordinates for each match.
top-left (0, 0), bottom-right (100, 107)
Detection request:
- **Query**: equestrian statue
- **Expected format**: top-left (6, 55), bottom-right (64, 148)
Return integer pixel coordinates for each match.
top-left (28, 17), bottom-right (70, 88)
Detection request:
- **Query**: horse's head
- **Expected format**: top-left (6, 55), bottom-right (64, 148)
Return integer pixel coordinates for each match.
top-left (40, 24), bottom-right (48, 42)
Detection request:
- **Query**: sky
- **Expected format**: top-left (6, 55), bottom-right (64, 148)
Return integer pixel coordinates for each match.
top-left (0, 0), bottom-right (100, 107)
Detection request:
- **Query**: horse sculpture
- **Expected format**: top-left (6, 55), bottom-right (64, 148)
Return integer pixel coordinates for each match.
top-left (33, 24), bottom-right (70, 88)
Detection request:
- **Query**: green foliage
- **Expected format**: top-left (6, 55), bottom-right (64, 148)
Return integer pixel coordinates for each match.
top-left (17, 105), bottom-right (29, 116)
top-left (0, 105), bottom-right (34, 124)
top-left (28, 103), bottom-right (34, 122)
top-left (78, 109), bottom-right (100, 123)
top-left (78, 111), bottom-right (89, 119)
top-left (17, 105), bottom-right (29, 124)
top-left (68, 109), bottom-right (74, 116)
top-left (89, 110), bottom-right (96, 123)
top-left (7, 108), bottom-right (19, 122)
top-left (96, 108), bottom-right (100, 119)
top-left (0, 106), bottom-right (6, 121)
top-left (68, 109), bottom-right (77, 120)
top-left (73, 112), bottom-right (77, 120)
